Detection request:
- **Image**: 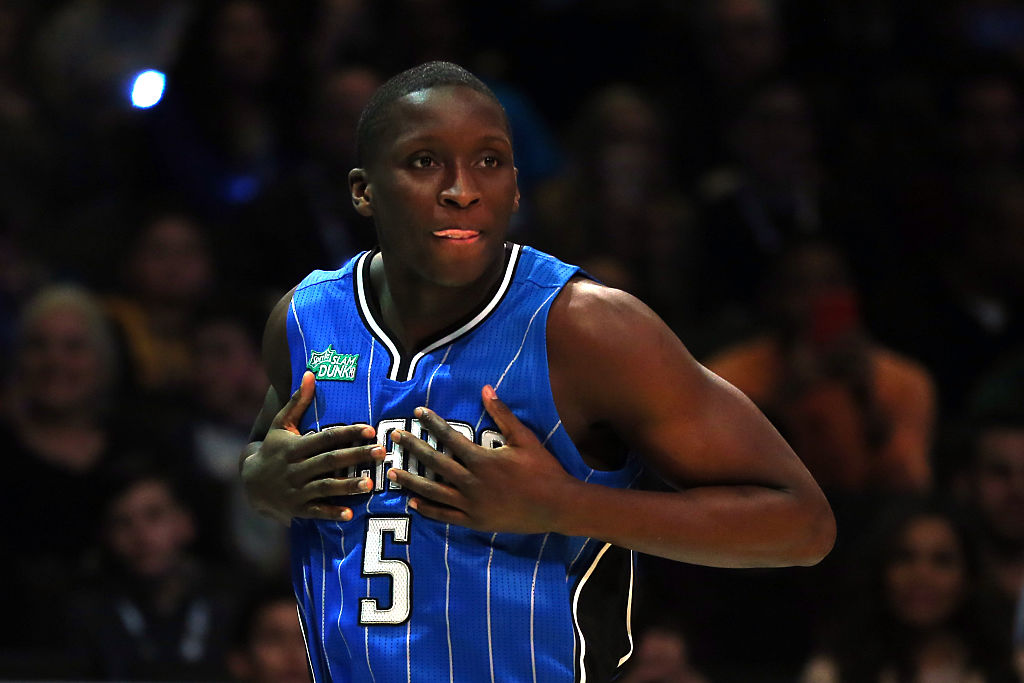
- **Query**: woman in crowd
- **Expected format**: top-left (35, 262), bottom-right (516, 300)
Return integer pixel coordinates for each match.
top-left (802, 498), bottom-right (1020, 683)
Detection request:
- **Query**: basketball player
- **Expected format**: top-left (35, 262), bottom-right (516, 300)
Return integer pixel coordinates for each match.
top-left (241, 61), bottom-right (835, 682)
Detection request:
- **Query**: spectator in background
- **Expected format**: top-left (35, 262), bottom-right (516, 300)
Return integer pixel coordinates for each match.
top-left (956, 70), bottom-right (1024, 176)
top-left (185, 300), bottom-right (288, 576)
top-left (0, 286), bottom-right (134, 667)
top-left (234, 65), bottom-right (380, 293)
top-left (621, 624), bottom-right (709, 683)
top-left (67, 464), bottom-right (239, 681)
top-left (970, 347), bottom-right (1024, 423)
top-left (0, 0), bottom-right (56, 237)
top-left (150, 0), bottom-right (292, 221)
top-left (227, 583), bottom-right (309, 683)
top-left (803, 498), bottom-right (1019, 683)
top-left (706, 240), bottom-right (935, 498)
top-left (890, 172), bottom-right (1024, 421)
top-left (534, 84), bottom-right (695, 332)
top-left (105, 207), bottom-right (214, 418)
top-left (693, 78), bottom-right (887, 347)
top-left (667, 0), bottom-right (788, 180)
top-left (897, 67), bottom-right (1024, 278)
top-left (954, 418), bottom-right (1024, 626)
top-left (303, 0), bottom-right (378, 74)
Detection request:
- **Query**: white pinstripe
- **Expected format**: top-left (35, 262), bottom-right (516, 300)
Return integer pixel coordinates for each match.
top-left (486, 532), bottom-right (498, 683)
top-left (475, 287), bottom-right (560, 433)
top-left (530, 533), bottom-right (551, 683)
top-left (316, 528), bottom-right (334, 682)
top-left (444, 524), bottom-right (454, 683)
top-left (405, 498), bottom-right (412, 683)
top-left (366, 340), bottom-right (375, 424)
top-left (565, 471), bottom-right (597, 583)
top-left (541, 420), bottom-right (561, 447)
top-left (334, 523), bottom-right (354, 663)
top-left (424, 346), bottom-right (451, 408)
top-left (290, 299), bottom-right (321, 431)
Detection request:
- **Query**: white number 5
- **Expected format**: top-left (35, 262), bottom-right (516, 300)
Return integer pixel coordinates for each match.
top-left (359, 517), bottom-right (412, 625)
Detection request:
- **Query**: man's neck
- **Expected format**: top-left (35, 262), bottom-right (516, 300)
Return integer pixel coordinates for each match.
top-left (368, 250), bottom-right (506, 354)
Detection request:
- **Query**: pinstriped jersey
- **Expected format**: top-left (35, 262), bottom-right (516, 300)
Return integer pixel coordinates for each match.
top-left (286, 243), bottom-right (642, 683)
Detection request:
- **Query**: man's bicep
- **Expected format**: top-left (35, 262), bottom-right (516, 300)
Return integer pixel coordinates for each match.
top-left (557, 285), bottom-right (805, 491)
top-left (263, 287), bottom-right (296, 401)
top-left (630, 362), bottom-right (806, 491)
top-left (248, 386), bottom-right (284, 442)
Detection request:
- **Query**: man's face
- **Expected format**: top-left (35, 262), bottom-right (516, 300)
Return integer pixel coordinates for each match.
top-left (106, 480), bottom-right (194, 579)
top-left (352, 85), bottom-right (519, 288)
top-left (973, 428), bottom-right (1024, 544)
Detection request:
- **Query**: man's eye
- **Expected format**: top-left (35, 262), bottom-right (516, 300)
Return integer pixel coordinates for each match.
top-left (411, 155), bottom-right (436, 168)
top-left (481, 155), bottom-right (500, 168)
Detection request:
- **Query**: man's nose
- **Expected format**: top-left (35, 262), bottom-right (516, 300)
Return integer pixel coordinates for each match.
top-left (439, 165), bottom-right (481, 208)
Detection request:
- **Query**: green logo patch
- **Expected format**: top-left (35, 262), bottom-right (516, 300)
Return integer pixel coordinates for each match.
top-left (307, 345), bottom-right (359, 381)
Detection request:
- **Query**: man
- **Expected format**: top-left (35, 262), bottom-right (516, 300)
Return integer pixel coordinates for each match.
top-left (241, 61), bottom-right (835, 682)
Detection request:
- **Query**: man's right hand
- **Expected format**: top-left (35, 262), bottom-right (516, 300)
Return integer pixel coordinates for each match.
top-left (241, 371), bottom-right (386, 524)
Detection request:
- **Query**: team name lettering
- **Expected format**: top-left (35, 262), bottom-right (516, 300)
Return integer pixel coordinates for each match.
top-left (315, 418), bottom-right (505, 493)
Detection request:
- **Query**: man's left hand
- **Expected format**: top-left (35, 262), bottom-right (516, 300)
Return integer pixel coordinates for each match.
top-left (387, 385), bottom-right (580, 534)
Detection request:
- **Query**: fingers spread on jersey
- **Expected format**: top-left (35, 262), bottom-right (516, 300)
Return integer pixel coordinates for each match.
top-left (407, 498), bottom-right (472, 527)
top-left (304, 476), bottom-right (373, 501)
top-left (288, 444), bottom-right (384, 486)
top-left (481, 386), bottom-right (537, 447)
top-left (388, 468), bottom-right (466, 510)
top-left (392, 429), bottom-right (472, 484)
top-left (410, 406), bottom-right (480, 463)
top-left (291, 424), bottom-right (376, 461)
top-left (305, 503), bottom-right (354, 522)
top-left (272, 371), bottom-right (317, 432)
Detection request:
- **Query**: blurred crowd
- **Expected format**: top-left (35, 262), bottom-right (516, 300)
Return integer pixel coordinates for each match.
top-left (1, 0), bottom-right (1023, 681)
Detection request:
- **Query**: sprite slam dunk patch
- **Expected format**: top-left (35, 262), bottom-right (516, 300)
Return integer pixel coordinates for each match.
top-left (307, 345), bottom-right (359, 381)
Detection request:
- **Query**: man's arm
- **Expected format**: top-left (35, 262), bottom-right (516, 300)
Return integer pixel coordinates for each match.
top-left (389, 279), bottom-right (836, 568)
top-left (240, 289), bottom-right (386, 524)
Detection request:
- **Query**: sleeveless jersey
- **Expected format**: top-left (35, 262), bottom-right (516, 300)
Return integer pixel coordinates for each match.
top-left (286, 244), bottom-right (642, 683)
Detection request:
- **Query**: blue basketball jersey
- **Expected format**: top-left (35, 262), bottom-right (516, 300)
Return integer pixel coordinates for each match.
top-left (286, 244), bottom-right (642, 683)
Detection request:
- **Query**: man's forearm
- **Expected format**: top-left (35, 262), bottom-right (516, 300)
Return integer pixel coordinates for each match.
top-left (549, 480), bottom-right (835, 568)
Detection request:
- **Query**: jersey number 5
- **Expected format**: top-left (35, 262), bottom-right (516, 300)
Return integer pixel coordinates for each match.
top-left (359, 517), bottom-right (412, 625)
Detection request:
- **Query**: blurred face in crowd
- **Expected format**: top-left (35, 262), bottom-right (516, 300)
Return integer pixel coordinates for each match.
top-left (958, 76), bottom-right (1023, 167)
top-left (17, 300), bottom-right (111, 417)
top-left (192, 319), bottom-right (267, 419)
top-left (130, 215), bottom-right (213, 306)
top-left (732, 84), bottom-right (817, 190)
top-left (972, 427), bottom-right (1024, 544)
top-left (584, 87), bottom-right (668, 209)
top-left (311, 67), bottom-right (380, 167)
top-left (106, 479), bottom-right (194, 580)
top-left (230, 599), bottom-right (309, 683)
top-left (885, 515), bottom-right (966, 629)
top-left (622, 628), bottom-right (693, 683)
top-left (214, 0), bottom-right (279, 88)
top-left (707, 0), bottom-right (782, 86)
top-left (771, 244), bottom-right (860, 345)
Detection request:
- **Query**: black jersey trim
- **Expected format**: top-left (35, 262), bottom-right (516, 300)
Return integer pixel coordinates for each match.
top-left (571, 543), bottom-right (635, 683)
top-left (354, 244), bottom-right (522, 382)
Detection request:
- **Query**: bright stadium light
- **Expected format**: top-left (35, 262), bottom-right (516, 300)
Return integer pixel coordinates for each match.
top-left (130, 70), bottom-right (166, 109)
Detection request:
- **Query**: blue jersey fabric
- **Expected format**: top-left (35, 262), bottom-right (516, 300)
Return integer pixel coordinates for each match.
top-left (286, 244), bottom-right (642, 683)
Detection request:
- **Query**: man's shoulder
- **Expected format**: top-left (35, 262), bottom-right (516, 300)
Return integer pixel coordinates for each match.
top-left (548, 277), bottom-right (677, 371)
top-left (294, 252), bottom-right (366, 294)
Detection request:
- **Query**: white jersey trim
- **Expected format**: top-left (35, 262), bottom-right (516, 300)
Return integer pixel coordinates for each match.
top-left (355, 244), bottom-right (523, 382)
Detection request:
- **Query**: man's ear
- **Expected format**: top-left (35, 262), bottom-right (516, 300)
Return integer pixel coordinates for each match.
top-left (349, 168), bottom-right (374, 217)
top-left (513, 167), bottom-right (521, 213)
